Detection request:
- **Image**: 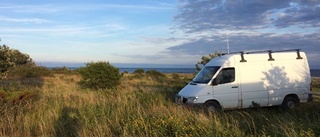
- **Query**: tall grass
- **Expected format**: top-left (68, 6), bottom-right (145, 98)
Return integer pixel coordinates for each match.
top-left (313, 77), bottom-right (320, 92)
top-left (0, 73), bottom-right (319, 136)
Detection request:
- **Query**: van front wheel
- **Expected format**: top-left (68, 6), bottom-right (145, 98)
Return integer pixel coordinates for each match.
top-left (204, 101), bottom-right (221, 112)
top-left (282, 96), bottom-right (298, 110)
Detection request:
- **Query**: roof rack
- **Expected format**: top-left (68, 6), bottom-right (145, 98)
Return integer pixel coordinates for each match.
top-left (220, 49), bottom-right (303, 62)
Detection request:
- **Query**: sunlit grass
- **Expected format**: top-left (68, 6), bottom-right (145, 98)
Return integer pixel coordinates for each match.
top-left (0, 73), bottom-right (319, 136)
top-left (312, 77), bottom-right (320, 93)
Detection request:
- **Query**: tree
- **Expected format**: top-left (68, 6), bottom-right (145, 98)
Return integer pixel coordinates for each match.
top-left (0, 45), bottom-right (33, 79)
top-left (195, 51), bottom-right (221, 71)
top-left (78, 61), bottom-right (122, 90)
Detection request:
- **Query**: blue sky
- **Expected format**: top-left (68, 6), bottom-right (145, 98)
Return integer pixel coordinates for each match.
top-left (1, 0), bottom-right (320, 68)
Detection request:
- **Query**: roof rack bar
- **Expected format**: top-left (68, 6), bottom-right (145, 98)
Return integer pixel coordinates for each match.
top-left (245, 50), bottom-right (271, 54)
top-left (219, 49), bottom-right (303, 61)
top-left (221, 51), bottom-right (245, 56)
top-left (271, 49), bottom-right (301, 53)
top-left (222, 49), bottom-right (301, 56)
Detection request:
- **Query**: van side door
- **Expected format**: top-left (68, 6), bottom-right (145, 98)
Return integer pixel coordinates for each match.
top-left (239, 63), bottom-right (269, 108)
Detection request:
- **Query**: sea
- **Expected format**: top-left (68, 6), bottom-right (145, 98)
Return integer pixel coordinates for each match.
top-left (311, 69), bottom-right (320, 77)
top-left (119, 68), bottom-right (196, 74)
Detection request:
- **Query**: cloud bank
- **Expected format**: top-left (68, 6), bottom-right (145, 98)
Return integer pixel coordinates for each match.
top-left (169, 0), bottom-right (320, 68)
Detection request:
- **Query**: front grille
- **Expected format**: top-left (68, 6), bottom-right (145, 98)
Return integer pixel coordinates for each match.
top-left (175, 95), bottom-right (188, 104)
top-left (183, 97), bottom-right (188, 103)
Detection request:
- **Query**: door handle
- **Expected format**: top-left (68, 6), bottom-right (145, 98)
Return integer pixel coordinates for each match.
top-left (232, 86), bottom-right (238, 88)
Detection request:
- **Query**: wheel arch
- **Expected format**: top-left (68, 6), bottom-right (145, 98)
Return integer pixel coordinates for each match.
top-left (283, 94), bottom-right (300, 103)
top-left (204, 99), bottom-right (222, 107)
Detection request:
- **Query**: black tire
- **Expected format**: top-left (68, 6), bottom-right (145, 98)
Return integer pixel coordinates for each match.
top-left (204, 101), bottom-right (221, 112)
top-left (282, 96), bottom-right (298, 110)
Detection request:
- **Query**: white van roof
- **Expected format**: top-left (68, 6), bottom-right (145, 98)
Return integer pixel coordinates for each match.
top-left (206, 49), bottom-right (307, 67)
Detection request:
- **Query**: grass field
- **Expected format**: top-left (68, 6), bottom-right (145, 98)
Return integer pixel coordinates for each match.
top-left (0, 73), bottom-right (319, 136)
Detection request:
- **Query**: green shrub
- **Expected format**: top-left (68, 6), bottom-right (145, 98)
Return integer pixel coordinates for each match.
top-left (123, 71), bottom-right (128, 74)
top-left (132, 68), bottom-right (145, 78)
top-left (7, 63), bottom-right (53, 78)
top-left (133, 68), bottom-right (144, 74)
top-left (0, 45), bottom-right (33, 79)
top-left (78, 61), bottom-right (121, 90)
top-left (146, 70), bottom-right (166, 82)
top-left (146, 70), bottom-right (165, 77)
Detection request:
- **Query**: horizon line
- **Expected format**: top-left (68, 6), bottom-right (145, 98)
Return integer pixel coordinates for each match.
top-left (36, 61), bottom-right (196, 68)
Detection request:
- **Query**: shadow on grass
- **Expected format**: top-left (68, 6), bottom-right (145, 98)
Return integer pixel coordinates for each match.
top-left (0, 78), bottom-right (44, 103)
top-left (0, 77), bottom-right (45, 91)
top-left (54, 107), bottom-right (82, 137)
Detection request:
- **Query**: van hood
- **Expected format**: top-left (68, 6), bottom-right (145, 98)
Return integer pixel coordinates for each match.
top-left (178, 83), bottom-right (207, 97)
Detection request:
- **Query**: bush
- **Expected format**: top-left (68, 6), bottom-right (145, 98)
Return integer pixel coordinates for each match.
top-left (133, 68), bottom-right (144, 74)
top-left (132, 68), bottom-right (145, 78)
top-left (0, 45), bottom-right (33, 79)
top-left (78, 61), bottom-right (121, 90)
top-left (146, 70), bottom-right (165, 77)
top-left (7, 63), bottom-right (53, 78)
top-left (146, 70), bottom-right (166, 82)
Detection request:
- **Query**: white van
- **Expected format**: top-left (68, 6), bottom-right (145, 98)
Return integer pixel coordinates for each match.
top-left (176, 49), bottom-right (313, 111)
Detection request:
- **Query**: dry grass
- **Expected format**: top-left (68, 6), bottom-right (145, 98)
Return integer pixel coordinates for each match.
top-left (0, 73), bottom-right (319, 137)
top-left (312, 77), bottom-right (320, 92)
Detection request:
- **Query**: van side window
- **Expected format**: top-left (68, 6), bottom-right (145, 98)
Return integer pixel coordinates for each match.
top-left (216, 68), bottom-right (235, 84)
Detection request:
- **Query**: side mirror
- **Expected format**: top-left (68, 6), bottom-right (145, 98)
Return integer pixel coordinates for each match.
top-left (211, 78), bottom-right (218, 86)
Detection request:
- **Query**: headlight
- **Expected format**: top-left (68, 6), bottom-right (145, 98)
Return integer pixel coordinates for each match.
top-left (187, 96), bottom-right (198, 103)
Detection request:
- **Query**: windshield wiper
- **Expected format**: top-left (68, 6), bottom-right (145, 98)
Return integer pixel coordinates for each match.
top-left (191, 80), bottom-right (201, 85)
top-left (192, 80), bottom-right (198, 83)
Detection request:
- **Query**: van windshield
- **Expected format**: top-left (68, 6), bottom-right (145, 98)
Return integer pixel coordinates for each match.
top-left (192, 66), bottom-right (220, 84)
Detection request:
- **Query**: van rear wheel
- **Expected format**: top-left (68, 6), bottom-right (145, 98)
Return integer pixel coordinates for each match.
top-left (204, 101), bottom-right (221, 112)
top-left (282, 96), bottom-right (298, 110)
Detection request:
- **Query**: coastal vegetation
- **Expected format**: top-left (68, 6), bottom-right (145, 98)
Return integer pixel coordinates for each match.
top-left (0, 69), bottom-right (319, 136)
top-left (1, 45), bottom-right (319, 136)
top-left (78, 61), bottom-right (122, 90)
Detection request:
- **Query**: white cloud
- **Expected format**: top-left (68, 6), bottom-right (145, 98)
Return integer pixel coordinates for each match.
top-left (0, 2), bottom-right (174, 14)
top-left (0, 16), bottom-right (50, 24)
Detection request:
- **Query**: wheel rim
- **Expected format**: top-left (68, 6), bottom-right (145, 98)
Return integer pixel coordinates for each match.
top-left (287, 101), bottom-right (295, 109)
top-left (207, 106), bottom-right (216, 112)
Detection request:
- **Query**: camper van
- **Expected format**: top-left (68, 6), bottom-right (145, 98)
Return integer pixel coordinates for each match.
top-left (176, 49), bottom-right (313, 111)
